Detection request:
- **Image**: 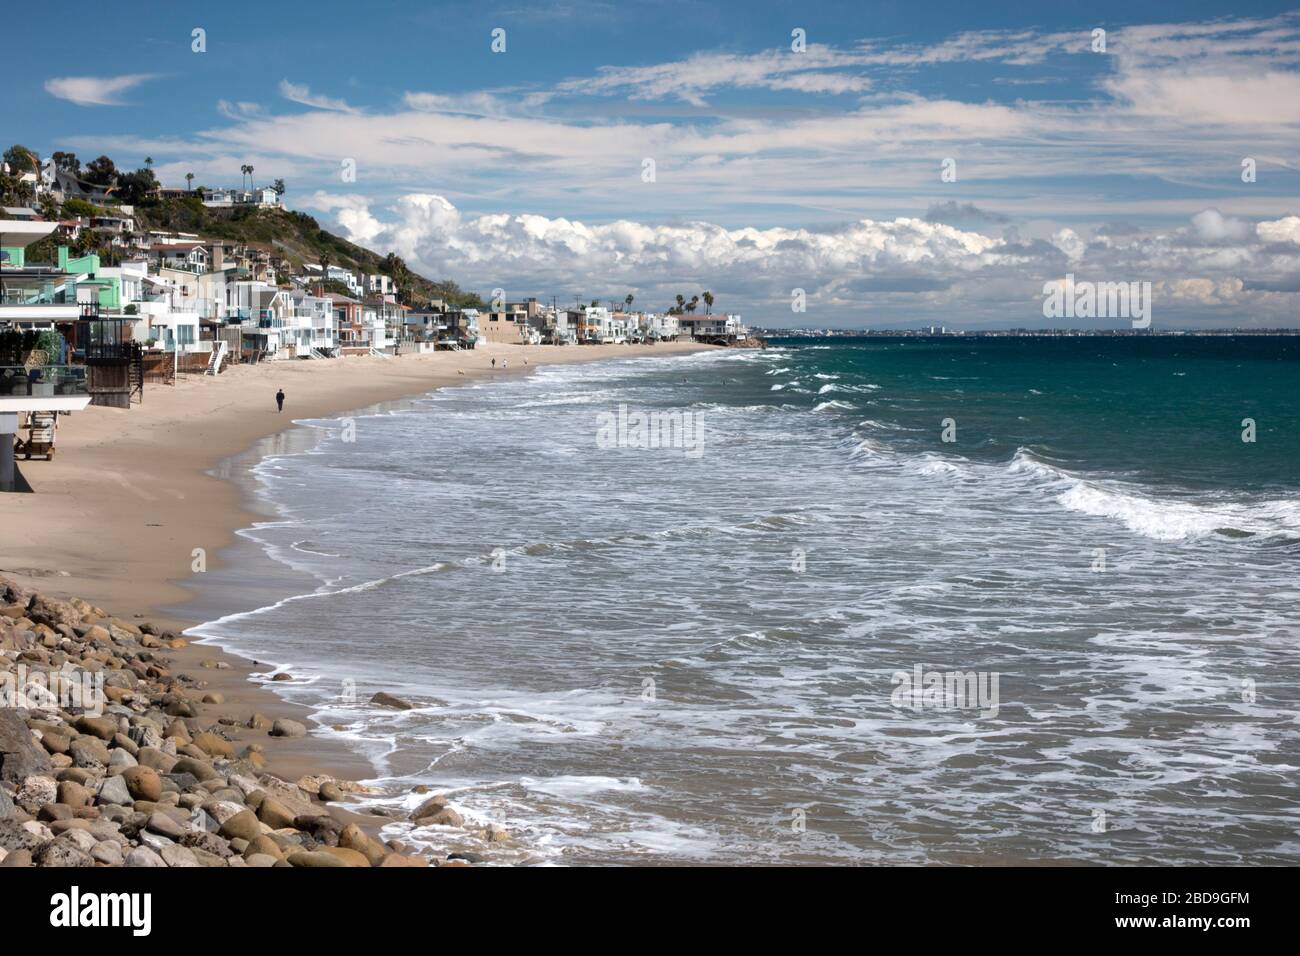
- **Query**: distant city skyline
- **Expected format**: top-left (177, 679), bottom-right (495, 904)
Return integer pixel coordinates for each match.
top-left (10, 0), bottom-right (1300, 328)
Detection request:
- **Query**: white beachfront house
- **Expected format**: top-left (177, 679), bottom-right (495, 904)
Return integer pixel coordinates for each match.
top-left (200, 186), bottom-right (282, 209)
top-left (679, 313), bottom-right (747, 342)
top-left (327, 266), bottom-right (363, 297)
top-left (290, 291), bottom-right (338, 356)
top-left (641, 312), bottom-right (679, 341)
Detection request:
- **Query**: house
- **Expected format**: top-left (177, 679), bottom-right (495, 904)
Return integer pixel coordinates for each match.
top-left (144, 242), bottom-right (208, 274)
top-left (328, 293), bottom-right (365, 350)
top-left (39, 160), bottom-right (114, 204)
top-left (290, 291), bottom-right (337, 356)
top-left (678, 313), bottom-right (747, 343)
top-left (200, 186), bottom-right (282, 209)
top-left (1, 207), bottom-right (39, 221)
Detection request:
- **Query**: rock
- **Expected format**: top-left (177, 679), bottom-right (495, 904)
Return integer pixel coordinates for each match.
top-left (108, 749), bottom-right (138, 770)
top-left (122, 766), bottom-right (162, 802)
top-left (74, 715), bottom-right (117, 741)
top-left (370, 692), bottom-right (414, 710)
top-left (135, 748), bottom-right (177, 774)
top-left (91, 842), bottom-right (123, 865)
top-left (16, 775), bottom-right (57, 809)
top-left (286, 850), bottom-right (348, 867)
top-left (271, 673), bottom-right (293, 682)
top-left (96, 775), bottom-right (133, 806)
top-left (485, 823), bottom-right (510, 843)
top-left (35, 838), bottom-right (96, 867)
top-left (68, 735), bottom-right (110, 770)
top-left (0, 711), bottom-right (53, 784)
top-left (256, 797), bottom-right (296, 830)
top-left (0, 848), bottom-right (32, 867)
top-left (125, 846), bottom-right (166, 867)
top-left (411, 794), bottom-right (448, 819)
top-left (160, 844), bottom-right (200, 867)
top-left (447, 850), bottom-right (484, 864)
top-left (0, 788), bottom-right (13, 819)
top-left (245, 853), bottom-right (279, 867)
top-left (246, 713), bottom-right (271, 730)
top-left (379, 853), bottom-right (430, 867)
top-left (179, 830), bottom-right (233, 859)
top-left (269, 719), bottom-right (306, 738)
top-left (218, 809), bottom-right (262, 843)
top-left (318, 782), bottom-right (344, 802)
top-left (418, 806), bottom-right (465, 832)
top-left (169, 756), bottom-right (218, 782)
top-left (146, 811), bottom-right (186, 840)
top-left (191, 732), bottom-right (234, 758)
top-left (320, 845), bottom-right (371, 867)
top-left (245, 834), bottom-right (285, 861)
top-left (56, 780), bottom-right (92, 808)
top-left (339, 824), bottom-right (387, 866)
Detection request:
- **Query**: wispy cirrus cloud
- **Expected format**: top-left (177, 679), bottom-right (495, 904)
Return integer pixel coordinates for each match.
top-left (44, 74), bottom-right (159, 107)
top-left (278, 79), bottom-right (360, 114)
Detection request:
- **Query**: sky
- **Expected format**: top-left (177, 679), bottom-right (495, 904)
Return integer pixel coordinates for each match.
top-left (9, 0), bottom-right (1300, 328)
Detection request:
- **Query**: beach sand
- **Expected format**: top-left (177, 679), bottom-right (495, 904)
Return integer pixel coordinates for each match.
top-left (0, 340), bottom-right (712, 791)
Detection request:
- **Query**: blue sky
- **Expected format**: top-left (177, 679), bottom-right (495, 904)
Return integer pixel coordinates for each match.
top-left (10, 1), bottom-right (1300, 327)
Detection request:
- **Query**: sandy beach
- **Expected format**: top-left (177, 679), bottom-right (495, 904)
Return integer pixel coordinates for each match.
top-left (1, 341), bottom-right (711, 792)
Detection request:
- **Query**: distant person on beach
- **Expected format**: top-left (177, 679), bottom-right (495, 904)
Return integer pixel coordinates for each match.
top-left (502, 359), bottom-right (509, 369)
top-left (275, 389), bottom-right (285, 412)
top-left (491, 358), bottom-right (496, 369)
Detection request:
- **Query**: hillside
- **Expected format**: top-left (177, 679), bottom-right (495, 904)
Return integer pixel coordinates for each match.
top-left (130, 198), bottom-right (484, 308)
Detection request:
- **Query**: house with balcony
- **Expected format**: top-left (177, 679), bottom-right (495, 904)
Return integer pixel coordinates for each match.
top-left (290, 290), bottom-right (338, 356)
top-left (678, 313), bottom-right (748, 343)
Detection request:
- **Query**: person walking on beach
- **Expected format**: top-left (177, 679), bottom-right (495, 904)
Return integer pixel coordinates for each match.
top-left (491, 357), bottom-right (496, 369)
top-left (275, 388), bottom-right (285, 412)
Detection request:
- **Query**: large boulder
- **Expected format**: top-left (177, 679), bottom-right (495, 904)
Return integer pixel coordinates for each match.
top-left (0, 712), bottom-right (52, 784)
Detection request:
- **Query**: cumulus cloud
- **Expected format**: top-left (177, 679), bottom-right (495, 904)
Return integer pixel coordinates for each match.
top-left (1257, 216), bottom-right (1300, 244)
top-left (44, 74), bottom-right (159, 106)
top-left (301, 196), bottom-right (1300, 327)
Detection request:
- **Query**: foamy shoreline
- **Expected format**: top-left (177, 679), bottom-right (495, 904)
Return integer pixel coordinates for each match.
top-left (1, 342), bottom-right (714, 822)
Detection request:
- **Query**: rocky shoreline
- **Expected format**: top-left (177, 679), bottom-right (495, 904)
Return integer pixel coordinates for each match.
top-left (0, 575), bottom-right (483, 868)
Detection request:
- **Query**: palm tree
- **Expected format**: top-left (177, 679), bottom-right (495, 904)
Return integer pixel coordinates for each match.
top-left (239, 164), bottom-right (249, 190)
top-left (675, 294), bottom-right (685, 312)
top-left (702, 291), bottom-right (713, 315)
top-left (144, 156), bottom-right (153, 170)
top-left (246, 164), bottom-right (255, 192)
top-left (687, 295), bottom-right (699, 314)
top-left (185, 172), bottom-right (194, 194)
top-left (625, 293), bottom-right (634, 312)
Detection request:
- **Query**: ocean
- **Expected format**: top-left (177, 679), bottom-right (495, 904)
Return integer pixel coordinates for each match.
top-left (185, 337), bottom-right (1300, 865)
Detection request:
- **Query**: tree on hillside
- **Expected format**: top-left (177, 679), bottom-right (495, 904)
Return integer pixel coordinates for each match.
top-left (51, 151), bottom-right (80, 174)
top-left (144, 156), bottom-right (153, 170)
top-left (185, 172), bottom-right (194, 193)
top-left (116, 167), bottom-right (160, 204)
top-left (272, 178), bottom-right (286, 197)
top-left (3, 144), bottom-right (39, 174)
top-left (83, 155), bottom-right (118, 187)
top-left (36, 193), bottom-right (59, 220)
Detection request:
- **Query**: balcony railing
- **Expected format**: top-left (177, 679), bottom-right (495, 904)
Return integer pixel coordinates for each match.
top-left (0, 365), bottom-right (88, 397)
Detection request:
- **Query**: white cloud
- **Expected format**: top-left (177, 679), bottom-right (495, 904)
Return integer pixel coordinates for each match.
top-left (44, 74), bottom-right (158, 107)
top-left (1257, 216), bottom-right (1300, 244)
top-left (278, 80), bottom-right (359, 114)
